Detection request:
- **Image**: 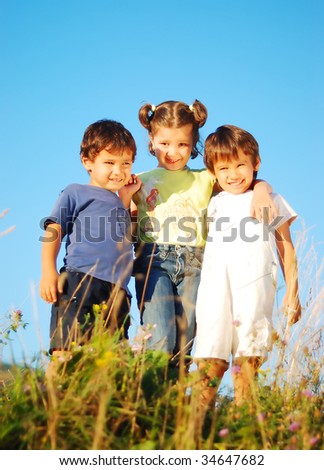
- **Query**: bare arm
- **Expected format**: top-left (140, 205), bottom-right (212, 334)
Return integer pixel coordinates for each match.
top-left (251, 179), bottom-right (278, 222)
top-left (39, 223), bottom-right (63, 304)
top-left (276, 221), bottom-right (302, 325)
top-left (118, 174), bottom-right (142, 209)
top-left (129, 200), bottom-right (139, 242)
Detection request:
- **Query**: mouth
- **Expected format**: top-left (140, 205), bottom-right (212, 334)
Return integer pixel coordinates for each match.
top-left (166, 158), bottom-right (181, 165)
top-left (228, 179), bottom-right (244, 187)
top-left (109, 178), bottom-right (123, 183)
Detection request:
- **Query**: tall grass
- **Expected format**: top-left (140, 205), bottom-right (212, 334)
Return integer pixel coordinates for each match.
top-left (0, 309), bottom-right (323, 449)
top-left (0, 229), bottom-right (323, 450)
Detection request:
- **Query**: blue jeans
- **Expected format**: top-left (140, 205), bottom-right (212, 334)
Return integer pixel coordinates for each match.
top-left (134, 243), bottom-right (204, 357)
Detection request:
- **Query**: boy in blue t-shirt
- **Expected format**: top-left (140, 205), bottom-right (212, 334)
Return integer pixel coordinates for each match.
top-left (40, 119), bottom-right (141, 356)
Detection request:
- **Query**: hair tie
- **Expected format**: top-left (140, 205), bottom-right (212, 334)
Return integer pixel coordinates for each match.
top-left (151, 104), bottom-right (156, 112)
top-left (189, 104), bottom-right (194, 112)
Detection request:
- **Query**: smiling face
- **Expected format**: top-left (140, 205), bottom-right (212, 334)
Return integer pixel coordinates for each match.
top-left (82, 148), bottom-right (133, 192)
top-left (150, 124), bottom-right (193, 171)
top-left (213, 149), bottom-right (260, 194)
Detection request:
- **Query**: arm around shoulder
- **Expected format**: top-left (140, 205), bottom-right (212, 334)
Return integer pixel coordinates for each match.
top-left (251, 179), bottom-right (278, 222)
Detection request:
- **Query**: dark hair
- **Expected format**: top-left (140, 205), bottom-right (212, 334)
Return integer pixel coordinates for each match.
top-left (204, 124), bottom-right (260, 175)
top-left (138, 100), bottom-right (208, 159)
top-left (80, 119), bottom-right (136, 162)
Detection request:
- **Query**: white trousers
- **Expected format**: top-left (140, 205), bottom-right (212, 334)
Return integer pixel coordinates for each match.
top-left (194, 235), bottom-right (278, 361)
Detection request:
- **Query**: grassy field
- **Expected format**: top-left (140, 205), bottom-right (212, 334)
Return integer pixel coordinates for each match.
top-left (0, 233), bottom-right (323, 450)
top-left (0, 306), bottom-right (323, 450)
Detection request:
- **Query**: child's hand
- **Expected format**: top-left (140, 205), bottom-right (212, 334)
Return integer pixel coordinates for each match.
top-left (284, 296), bottom-right (302, 325)
top-left (40, 269), bottom-right (64, 304)
top-left (126, 174), bottom-right (142, 192)
top-left (250, 181), bottom-right (278, 222)
top-left (119, 174), bottom-right (142, 208)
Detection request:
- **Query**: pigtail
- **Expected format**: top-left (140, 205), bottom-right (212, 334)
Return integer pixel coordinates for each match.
top-left (138, 103), bottom-right (155, 131)
top-left (188, 99), bottom-right (208, 159)
top-left (189, 99), bottom-right (208, 128)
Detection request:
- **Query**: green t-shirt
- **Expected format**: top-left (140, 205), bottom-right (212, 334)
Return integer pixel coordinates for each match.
top-left (133, 167), bottom-right (214, 247)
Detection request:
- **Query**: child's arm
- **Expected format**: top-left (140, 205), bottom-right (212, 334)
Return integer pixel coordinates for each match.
top-left (118, 175), bottom-right (141, 243)
top-left (251, 180), bottom-right (278, 222)
top-left (129, 200), bottom-right (139, 241)
top-left (118, 174), bottom-right (142, 209)
top-left (40, 223), bottom-right (63, 304)
top-left (275, 221), bottom-right (302, 325)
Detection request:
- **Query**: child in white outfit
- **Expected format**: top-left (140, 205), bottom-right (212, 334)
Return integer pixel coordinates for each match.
top-left (194, 124), bottom-right (301, 407)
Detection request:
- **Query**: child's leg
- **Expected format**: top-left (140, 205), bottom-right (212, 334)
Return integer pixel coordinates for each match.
top-left (197, 358), bottom-right (229, 409)
top-left (134, 244), bottom-right (178, 353)
top-left (174, 246), bottom-right (204, 359)
top-left (101, 285), bottom-right (131, 339)
top-left (232, 356), bottom-right (262, 406)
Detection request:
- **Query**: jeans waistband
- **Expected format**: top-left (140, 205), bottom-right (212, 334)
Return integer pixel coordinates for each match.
top-left (137, 243), bottom-right (204, 254)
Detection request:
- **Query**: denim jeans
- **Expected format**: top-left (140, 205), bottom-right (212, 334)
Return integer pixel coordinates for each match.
top-left (133, 243), bottom-right (204, 357)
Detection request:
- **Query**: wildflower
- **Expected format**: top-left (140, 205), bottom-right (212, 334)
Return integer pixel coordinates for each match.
top-left (92, 304), bottom-right (101, 315)
top-left (310, 436), bottom-right (320, 447)
top-left (301, 389), bottom-right (313, 398)
top-left (95, 351), bottom-right (115, 367)
top-left (232, 364), bottom-right (241, 374)
top-left (232, 319), bottom-right (241, 327)
top-left (131, 343), bottom-right (141, 352)
top-left (289, 421), bottom-right (300, 432)
top-left (257, 413), bottom-right (265, 422)
top-left (131, 324), bottom-right (155, 353)
top-left (10, 309), bottom-right (24, 332)
top-left (218, 428), bottom-right (229, 438)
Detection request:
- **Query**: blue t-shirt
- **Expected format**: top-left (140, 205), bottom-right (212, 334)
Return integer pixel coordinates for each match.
top-left (44, 184), bottom-right (133, 294)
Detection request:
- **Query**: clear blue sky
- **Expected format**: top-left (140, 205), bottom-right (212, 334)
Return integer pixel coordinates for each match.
top-left (1, 0), bottom-right (323, 371)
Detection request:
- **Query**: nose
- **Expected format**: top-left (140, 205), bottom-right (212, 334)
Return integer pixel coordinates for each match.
top-left (228, 167), bottom-right (238, 179)
top-left (166, 145), bottom-right (177, 157)
top-left (112, 164), bottom-right (122, 175)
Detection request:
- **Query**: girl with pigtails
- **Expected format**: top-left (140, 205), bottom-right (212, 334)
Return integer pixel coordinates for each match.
top-left (119, 100), bottom-right (275, 369)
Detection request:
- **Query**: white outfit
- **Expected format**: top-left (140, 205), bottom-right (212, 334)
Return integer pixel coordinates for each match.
top-left (194, 190), bottom-right (297, 362)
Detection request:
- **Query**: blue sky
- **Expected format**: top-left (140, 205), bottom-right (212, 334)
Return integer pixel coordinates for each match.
top-left (1, 0), bottom-right (323, 373)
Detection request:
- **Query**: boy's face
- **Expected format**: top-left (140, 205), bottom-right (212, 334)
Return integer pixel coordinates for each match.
top-left (213, 149), bottom-right (260, 195)
top-left (150, 124), bottom-right (193, 171)
top-left (82, 148), bottom-right (133, 192)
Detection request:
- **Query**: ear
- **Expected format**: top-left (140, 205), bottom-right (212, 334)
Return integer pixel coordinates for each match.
top-left (254, 156), bottom-right (261, 171)
top-left (82, 157), bottom-right (92, 172)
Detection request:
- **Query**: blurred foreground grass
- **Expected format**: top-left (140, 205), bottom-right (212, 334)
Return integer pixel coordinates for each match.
top-left (0, 317), bottom-right (323, 450)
